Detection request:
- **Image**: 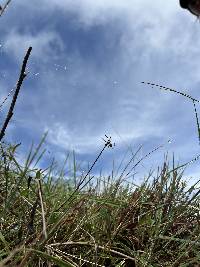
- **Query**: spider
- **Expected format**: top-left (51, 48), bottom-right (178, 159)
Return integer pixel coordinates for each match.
top-left (102, 134), bottom-right (115, 149)
top-left (180, 0), bottom-right (200, 17)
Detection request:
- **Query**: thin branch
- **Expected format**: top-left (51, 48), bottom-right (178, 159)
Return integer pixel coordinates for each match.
top-left (142, 81), bottom-right (200, 146)
top-left (0, 46), bottom-right (32, 142)
top-left (141, 81), bottom-right (200, 103)
top-left (0, 0), bottom-right (12, 17)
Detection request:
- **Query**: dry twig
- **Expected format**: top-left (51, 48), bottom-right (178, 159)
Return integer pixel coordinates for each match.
top-left (0, 46), bottom-right (32, 142)
top-left (37, 179), bottom-right (47, 240)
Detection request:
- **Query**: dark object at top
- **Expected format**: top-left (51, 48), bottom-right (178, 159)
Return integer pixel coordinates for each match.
top-left (180, 0), bottom-right (189, 8)
top-left (180, 0), bottom-right (200, 16)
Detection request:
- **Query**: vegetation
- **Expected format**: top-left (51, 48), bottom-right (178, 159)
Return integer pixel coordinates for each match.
top-left (0, 133), bottom-right (199, 266)
top-left (0, 1), bottom-right (200, 266)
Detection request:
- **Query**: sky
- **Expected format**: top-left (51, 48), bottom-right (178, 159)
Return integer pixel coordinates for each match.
top-left (0, 0), bottom-right (200, 189)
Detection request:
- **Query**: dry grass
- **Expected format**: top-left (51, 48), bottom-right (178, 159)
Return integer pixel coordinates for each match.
top-left (0, 136), bottom-right (199, 266)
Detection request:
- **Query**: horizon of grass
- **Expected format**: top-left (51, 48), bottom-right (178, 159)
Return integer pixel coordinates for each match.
top-left (0, 132), bottom-right (199, 266)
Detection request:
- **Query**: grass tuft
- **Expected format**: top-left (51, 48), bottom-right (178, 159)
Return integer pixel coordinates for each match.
top-left (0, 137), bottom-right (199, 266)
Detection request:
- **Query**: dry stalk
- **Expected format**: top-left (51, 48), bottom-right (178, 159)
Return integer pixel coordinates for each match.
top-left (0, 47), bottom-right (32, 142)
top-left (37, 179), bottom-right (47, 240)
top-left (0, 0), bottom-right (12, 17)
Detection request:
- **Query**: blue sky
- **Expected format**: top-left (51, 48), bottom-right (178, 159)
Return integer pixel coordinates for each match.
top-left (0, 0), bottom-right (200, 187)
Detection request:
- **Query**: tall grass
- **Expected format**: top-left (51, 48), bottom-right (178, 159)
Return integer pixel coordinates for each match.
top-left (0, 131), bottom-right (199, 266)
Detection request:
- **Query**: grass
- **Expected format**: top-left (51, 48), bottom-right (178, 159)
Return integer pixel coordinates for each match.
top-left (0, 133), bottom-right (199, 266)
top-left (0, 6), bottom-right (199, 264)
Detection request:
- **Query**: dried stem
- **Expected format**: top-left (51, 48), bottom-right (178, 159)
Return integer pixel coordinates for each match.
top-left (37, 179), bottom-right (47, 240)
top-left (0, 0), bottom-right (12, 17)
top-left (0, 46), bottom-right (32, 142)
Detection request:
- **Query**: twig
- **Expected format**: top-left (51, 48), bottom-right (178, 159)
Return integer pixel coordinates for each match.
top-left (0, 0), bottom-right (12, 17)
top-left (141, 82), bottom-right (200, 103)
top-left (142, 81), bottom-right (200, 145)
top-left (0, 46), bottom-right (32, 142)
top-left (37, 179), bottom-right (47, 240)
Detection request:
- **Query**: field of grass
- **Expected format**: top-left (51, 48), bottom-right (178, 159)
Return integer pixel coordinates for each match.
top-left (0, 133), bottom-right (199, 266)
top-left (0, 2), bottom-right (200, 266)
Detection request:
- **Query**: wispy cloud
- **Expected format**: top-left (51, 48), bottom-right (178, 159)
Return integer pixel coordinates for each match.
top-left (4, 30), bottom-right (64, 63)
top-left (1, 0), bottom-right (200, 183)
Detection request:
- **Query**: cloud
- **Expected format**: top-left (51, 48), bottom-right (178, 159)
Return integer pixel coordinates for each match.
top-left (45, 122), bottom-right (104, 154)
top-left (3, 30), bottom-right (64, 63)
top-left (14, 0), bottom-right (178, 28)
top-left (1, 0), bottom-right (200, 186)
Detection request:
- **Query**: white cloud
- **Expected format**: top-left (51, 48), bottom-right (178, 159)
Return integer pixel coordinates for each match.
top-left (3, 30), bottom-right (64, 63)
top-left (45, 122), bottom-right (105, 154)
top-left (15, 0), bottom-right (178, 28)
top-left (2, 0), bottom-right (200, 185)
top-left (44, 99), bottom-right (167, 155)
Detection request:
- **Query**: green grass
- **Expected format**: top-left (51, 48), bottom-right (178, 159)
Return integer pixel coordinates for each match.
top-left (0, 133), bottom-right (199, 267)
top-left (0, 2), bottom-right (200, 265)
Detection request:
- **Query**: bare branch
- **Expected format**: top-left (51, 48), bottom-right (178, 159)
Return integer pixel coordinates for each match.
top-left (0, 46), bottom-right (32, 142)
